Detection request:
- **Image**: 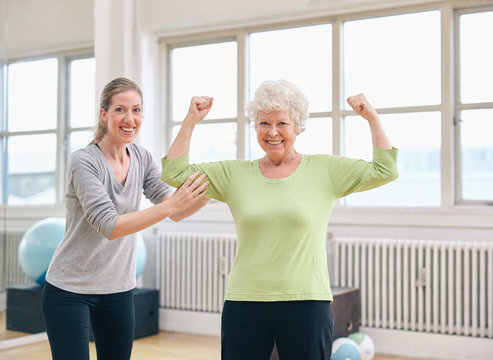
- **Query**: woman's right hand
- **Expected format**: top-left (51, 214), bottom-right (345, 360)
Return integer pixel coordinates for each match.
top-left (168, 171), bottom-right (210, 212)
top-left (185, 96), bottom-right (213, 125)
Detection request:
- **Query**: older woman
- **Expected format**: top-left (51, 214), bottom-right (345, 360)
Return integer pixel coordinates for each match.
top-left (161, 79), bottom-right (398, 360)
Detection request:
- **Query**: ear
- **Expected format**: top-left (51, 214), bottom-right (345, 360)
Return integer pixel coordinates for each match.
top-left (100, 108), bottom-right (107, 122)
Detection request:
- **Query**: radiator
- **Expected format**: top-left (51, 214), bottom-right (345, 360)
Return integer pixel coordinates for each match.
top-left (157, 232), bottom-right (236, 313)
top-left (0, 232), bottom-right (34, 292)
top-left (156, 232), bottom-right (493, 339)
top-left (332, 237), bottom-right (493, 339)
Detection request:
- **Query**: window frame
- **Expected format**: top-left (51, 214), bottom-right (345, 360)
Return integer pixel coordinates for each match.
top-left (454, 5), bottom-right (493, 205)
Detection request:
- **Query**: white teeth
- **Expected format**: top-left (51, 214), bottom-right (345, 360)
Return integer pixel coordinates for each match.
top-left (121, 127), bottom-right (134, 132)
top-left (267, 140), bottom-right (282, 145)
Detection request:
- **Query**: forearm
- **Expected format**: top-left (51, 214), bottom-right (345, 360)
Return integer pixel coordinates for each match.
top-left (110, 171), bottom-right (209, 239)
top-left (170, 197), bottom-right (210, 222)
top-left (167, 96), bottom-right (213, 159)
top-left (109, 201), bottom-right (178, 240)
top-left (346, 93), bottom-right (392, 149)
top-left (167, 120), bottom-right (195, 159)
top-left (368, 116), bottom-right (392, 149)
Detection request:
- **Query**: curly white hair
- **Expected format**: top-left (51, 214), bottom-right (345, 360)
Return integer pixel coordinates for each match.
top-left (246, 79), bottom-right (309, 134)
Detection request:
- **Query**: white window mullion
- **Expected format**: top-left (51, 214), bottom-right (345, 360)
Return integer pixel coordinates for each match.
top-left (236, 31), bottom-right (248, 160)
top-left (56, 55), bottom-right (68, 205)
top-left (332, 19), bottom-right (343, 157)
top-left (441, 3), bottom-right (456, 208)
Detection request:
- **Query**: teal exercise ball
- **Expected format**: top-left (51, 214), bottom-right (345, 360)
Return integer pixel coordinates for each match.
top-left (18, 217), bottom-right (66, 286)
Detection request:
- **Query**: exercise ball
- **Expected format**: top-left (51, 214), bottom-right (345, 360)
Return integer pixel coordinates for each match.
top-left (18, 217), bottom-right (66, 286)
top-left (18, 217), bottom-right (147, 286)
top-left (349, 332), bottom-right (375, 360)
top-left (330, 337), bottom-right (361, 360)
top-left (135, 233), bottom-right (147, 279)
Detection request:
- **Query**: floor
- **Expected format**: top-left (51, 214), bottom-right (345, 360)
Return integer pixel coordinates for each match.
top-left (0, 311), bottom-right (418, 359)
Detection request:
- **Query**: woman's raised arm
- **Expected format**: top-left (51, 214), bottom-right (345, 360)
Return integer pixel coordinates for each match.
top-left (167, 96), bottom-right (213, 159)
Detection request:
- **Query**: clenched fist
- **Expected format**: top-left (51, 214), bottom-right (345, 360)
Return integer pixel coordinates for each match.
top-left (347, 93), bottom-right (379, 122)
top-left (185, 96), bottom-right (214, 125)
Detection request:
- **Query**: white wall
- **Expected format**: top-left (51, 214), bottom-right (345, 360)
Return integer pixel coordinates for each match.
top-left (0, 0), bottom-right (93, 58)
top-left (138, 0), bottom-right (447, 36)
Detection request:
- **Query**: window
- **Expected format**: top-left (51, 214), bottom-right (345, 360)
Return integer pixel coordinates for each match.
top-left (170, 41), bottom-right (237, 163)
top-left (162, 4), bottom-right (492, 209)
top-left (456, 9), bottom-right (493, 203)
top-left (249, 24), bottom-right (332, 158)
top-left (69, 57), bottom-right (96, 154)
top-left (1, 53), bottom-right (95, 205)
top-left (342, 11), bottom-right (441, 207)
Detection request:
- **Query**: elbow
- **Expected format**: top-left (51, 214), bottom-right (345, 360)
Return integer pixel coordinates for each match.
top-left (169, 214), bottom-right (185, 222)
top-left (391, 165), bottom-right (399, 181)
top-left (389, 168), bottom-right (399, 182)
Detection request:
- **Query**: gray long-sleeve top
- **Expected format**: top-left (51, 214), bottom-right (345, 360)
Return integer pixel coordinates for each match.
top-left (46, 143), bottom-right (172, 294)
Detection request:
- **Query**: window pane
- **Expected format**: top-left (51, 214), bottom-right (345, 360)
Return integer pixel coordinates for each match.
top-left (344, 11), bottom-right (440, 108)
top-left (8, 134), bottom-right (56, 204)
top-left (171, 42), bottom-right (237, 121)
top-left (343, 112), bottom-right (441, 206)
top-left (249, 24), bottom-right (332, 113)
top-left (460, 11), bottom-right (493, 104)
top-left (172, 123), bottom-right (237, 163)
top-left (70, 130), bottom-right (93, 154)
top-left (296, 117), bottom-right (332, 155)
top-left (8, 58), bottom-right (58, 131)
top-left (70, 58), bottom-right (96, 128)
top-left (460, 109), bottom-right (493, 201)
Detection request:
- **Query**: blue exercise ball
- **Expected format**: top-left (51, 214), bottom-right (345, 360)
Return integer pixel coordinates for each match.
top-left (18, 217), bottom-right (66, 286)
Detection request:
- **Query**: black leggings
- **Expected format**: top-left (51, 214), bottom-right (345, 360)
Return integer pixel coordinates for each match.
top-left (41, 282), bottom-right (135, 360)
top-left (221, 300), bottom-right (334, 360)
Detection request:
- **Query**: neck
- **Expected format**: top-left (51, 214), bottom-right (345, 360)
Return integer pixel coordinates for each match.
top-left (262, 150), bottom-right (300, 167)
top-left (97, 137), bottom-right (128, 163)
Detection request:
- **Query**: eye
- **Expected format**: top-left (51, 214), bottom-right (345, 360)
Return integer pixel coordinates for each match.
top-left (115, 107), bottom-right (124, 112)
top-left (258, 121), bottom-right (268, 126)
top-left (279, 122), bottom-right (288, 126)
top-left (133, 108), bottom-right (142, 113)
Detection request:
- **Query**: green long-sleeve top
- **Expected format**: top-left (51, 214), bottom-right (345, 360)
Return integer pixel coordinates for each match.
top-left (161, 147), bottom-right (398, 302)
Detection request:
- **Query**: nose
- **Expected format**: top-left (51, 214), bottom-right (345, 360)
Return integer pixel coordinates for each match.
top-left (267, 125), bottom-right (278, 136)
top-left (123, 109), bottom-right (135, 122)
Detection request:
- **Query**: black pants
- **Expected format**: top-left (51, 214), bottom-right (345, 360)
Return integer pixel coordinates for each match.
top-left (41, 282), bottom-right (135, 360)
top-left (221, 300), bottom-right (334, 360)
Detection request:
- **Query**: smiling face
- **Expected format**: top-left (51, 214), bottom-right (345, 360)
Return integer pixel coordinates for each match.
top-left (256, 109), bottom-right (298, 162)
top-left (100, 90), bottom-right (142, 145)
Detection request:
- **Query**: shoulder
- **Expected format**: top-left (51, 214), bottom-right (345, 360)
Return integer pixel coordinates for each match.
top-left (128, 143), bottom-right (153, 162)
top-left (68, 145), bottom-right (101, 165)
top-left (303, 153), bottom-right (335, 164)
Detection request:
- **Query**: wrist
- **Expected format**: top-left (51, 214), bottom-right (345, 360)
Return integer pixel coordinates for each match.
top-left (183, 115), bottom-right (199, 126)
top-left (367, 114), bottom-right (380, 123)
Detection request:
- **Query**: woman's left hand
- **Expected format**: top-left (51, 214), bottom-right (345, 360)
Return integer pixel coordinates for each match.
top-left (346, 93), bottom-right (378, 122)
